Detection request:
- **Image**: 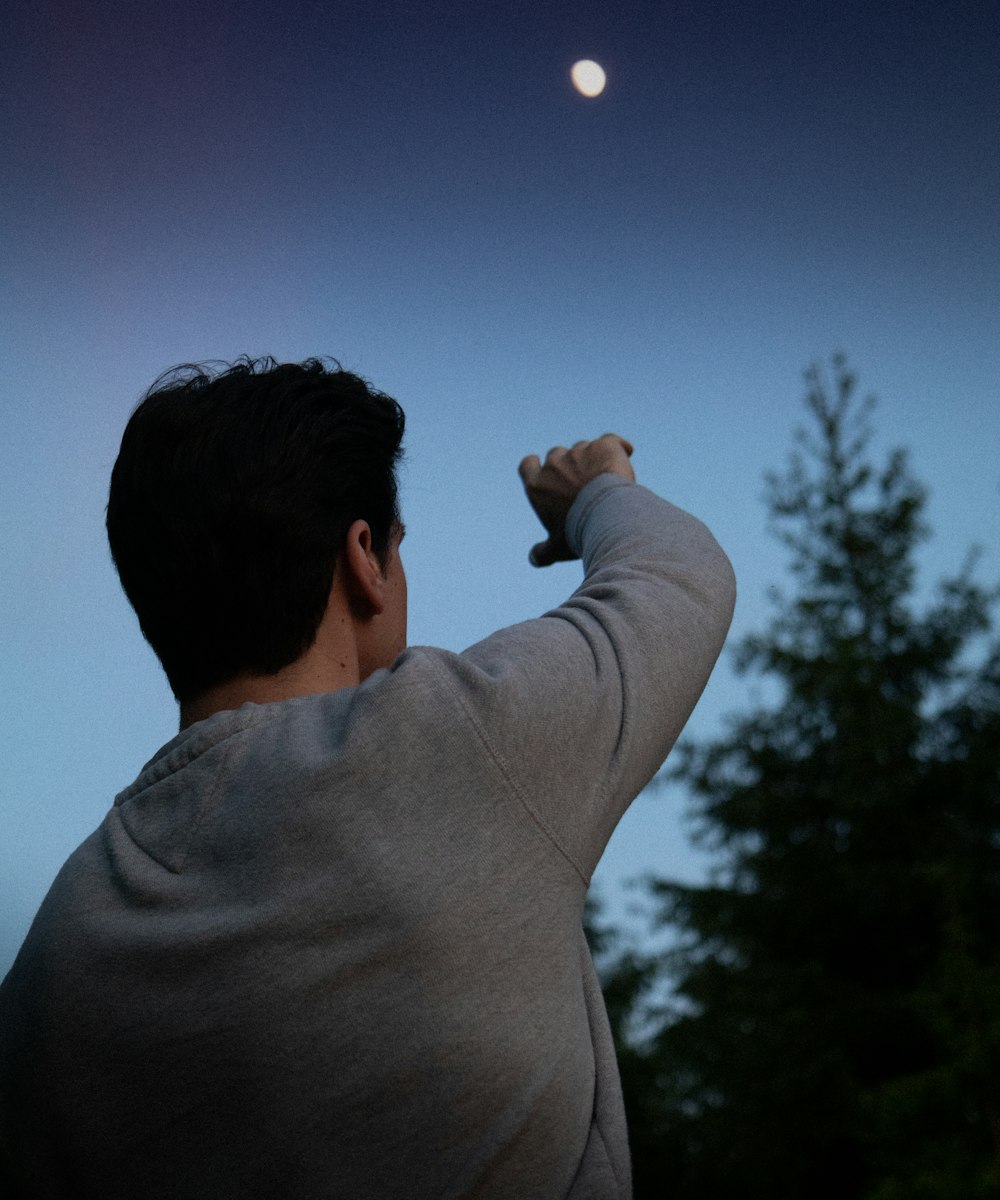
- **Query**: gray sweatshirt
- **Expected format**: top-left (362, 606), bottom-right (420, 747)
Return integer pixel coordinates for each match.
top-left (1, 474), bottom-right (736, 1199)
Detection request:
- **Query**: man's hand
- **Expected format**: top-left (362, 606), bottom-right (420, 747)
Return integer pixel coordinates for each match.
top-left (518, 434), bottom-right (636, 567)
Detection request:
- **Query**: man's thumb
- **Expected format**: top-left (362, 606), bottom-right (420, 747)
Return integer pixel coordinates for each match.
top-left (529, 540), bottom-right (552, 568)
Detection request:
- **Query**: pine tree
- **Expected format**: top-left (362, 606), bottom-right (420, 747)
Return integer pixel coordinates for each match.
top-left (606, 357), bottom-right (1000, 1199)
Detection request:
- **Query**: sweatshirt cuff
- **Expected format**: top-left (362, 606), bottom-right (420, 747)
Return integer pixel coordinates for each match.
top-left (564, 474), bottom-right (635, 558)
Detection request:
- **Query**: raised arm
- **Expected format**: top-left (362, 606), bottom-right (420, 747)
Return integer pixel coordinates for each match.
top-left (424, 435), bottom-right (736, 885)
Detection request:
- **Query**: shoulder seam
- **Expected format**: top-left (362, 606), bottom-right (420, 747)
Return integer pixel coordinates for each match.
top-left (418, 649), bottom-right (591, 887)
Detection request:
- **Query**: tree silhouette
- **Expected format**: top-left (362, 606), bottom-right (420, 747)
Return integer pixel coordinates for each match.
top-left (592, 357), bottom-right (1000, 1199)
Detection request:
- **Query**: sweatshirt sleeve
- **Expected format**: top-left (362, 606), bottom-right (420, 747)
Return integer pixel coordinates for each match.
top-left (422, 473), bottom-right (737, 885)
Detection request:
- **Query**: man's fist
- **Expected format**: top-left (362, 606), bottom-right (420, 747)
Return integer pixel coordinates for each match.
top-left (518, 434), bottom-right (635, 567)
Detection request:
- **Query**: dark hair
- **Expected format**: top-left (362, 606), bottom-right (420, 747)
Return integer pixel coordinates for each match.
top-left (106, 356), bottom-right (406, 706)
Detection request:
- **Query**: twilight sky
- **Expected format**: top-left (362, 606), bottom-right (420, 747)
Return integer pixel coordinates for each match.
top-left (2, 0), bottom-right (999, 975)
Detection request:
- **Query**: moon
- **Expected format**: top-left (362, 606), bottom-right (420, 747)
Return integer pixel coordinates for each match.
top-left (571, 60), bottom-right (606, 98)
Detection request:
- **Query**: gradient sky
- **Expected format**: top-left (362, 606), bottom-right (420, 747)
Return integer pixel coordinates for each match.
top-left (3, 0), bottom-right (999, 976)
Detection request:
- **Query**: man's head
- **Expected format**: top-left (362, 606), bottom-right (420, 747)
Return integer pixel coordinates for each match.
top-left (106, 356), bottom-right (406, 714)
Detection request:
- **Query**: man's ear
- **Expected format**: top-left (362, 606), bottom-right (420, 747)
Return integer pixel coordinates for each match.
top-left (342, 520), bottom-right (386, 617)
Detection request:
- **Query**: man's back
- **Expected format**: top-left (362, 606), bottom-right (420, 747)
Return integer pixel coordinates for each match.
top-left (1, 473), bottom-right (735, 1199)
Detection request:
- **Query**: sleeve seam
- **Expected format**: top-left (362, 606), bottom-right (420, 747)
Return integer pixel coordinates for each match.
top-left (419, 649), bottom-right (592, 887)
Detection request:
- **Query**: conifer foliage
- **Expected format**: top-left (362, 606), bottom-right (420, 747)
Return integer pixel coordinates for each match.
top-left (596, 358), bottom-right (1000, 1198)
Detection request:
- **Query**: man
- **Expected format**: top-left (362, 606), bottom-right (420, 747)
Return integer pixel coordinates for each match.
top-left (1, 357), bottom-right (736, 1198)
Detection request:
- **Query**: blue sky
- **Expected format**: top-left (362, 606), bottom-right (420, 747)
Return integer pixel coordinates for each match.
top-left (3, 0), bottom-right (999, 975)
